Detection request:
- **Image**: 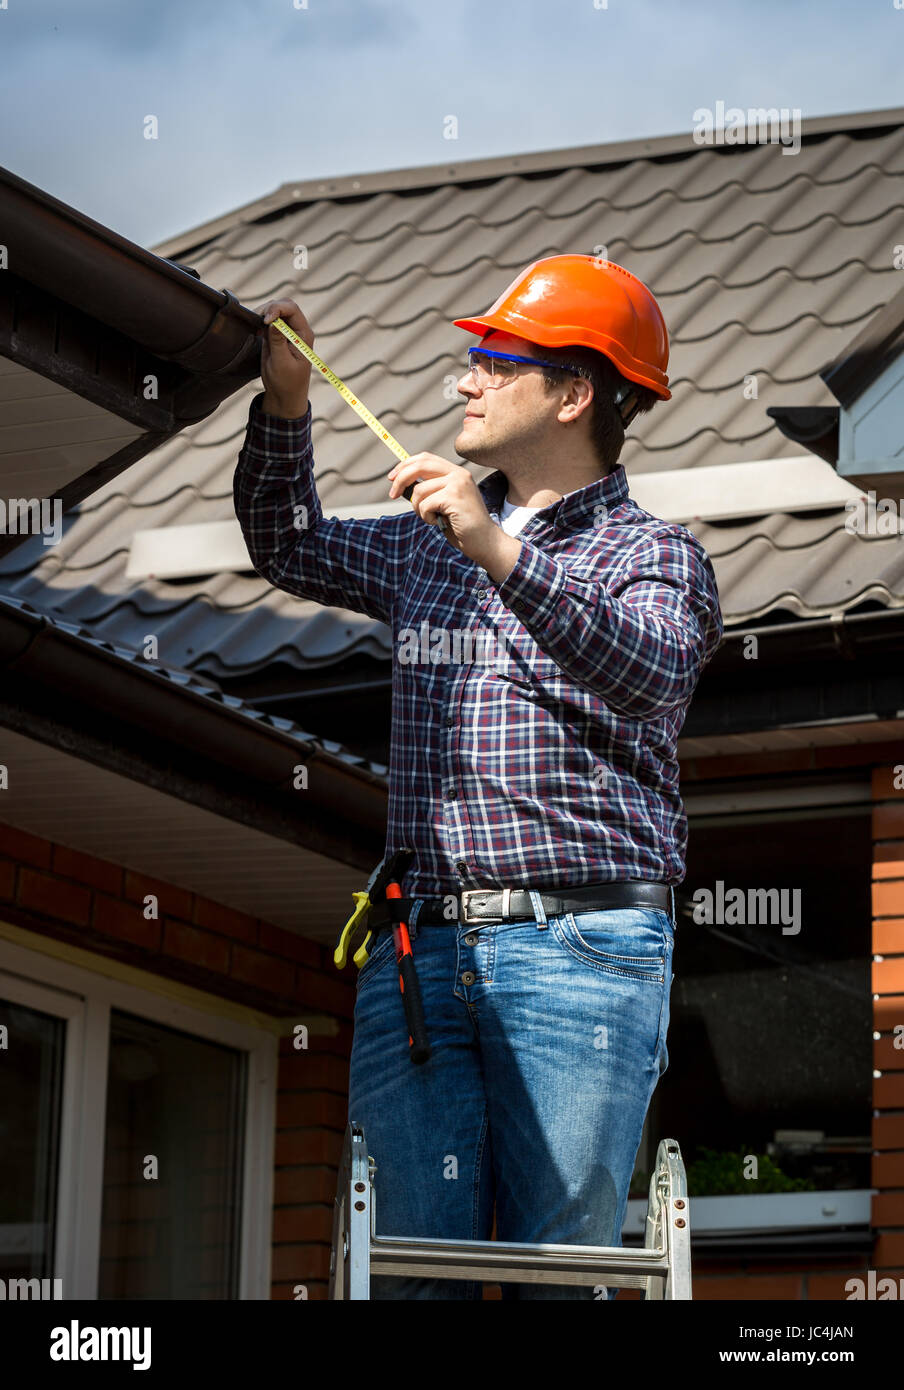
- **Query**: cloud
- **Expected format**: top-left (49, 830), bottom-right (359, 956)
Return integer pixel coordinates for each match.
top-left (272, 0), bottom-right (415, 49)
top-left (0, 0), bottom-right (414, 56)
top-left (0, 0), bottom-right (899, 248)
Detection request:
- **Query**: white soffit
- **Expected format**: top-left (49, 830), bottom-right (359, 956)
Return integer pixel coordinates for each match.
top-left (0, 357), bottom-right (145, 500)
top-left (127, 457), bottom-right (861, 580)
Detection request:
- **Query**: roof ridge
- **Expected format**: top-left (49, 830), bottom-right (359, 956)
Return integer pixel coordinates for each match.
top-left (150, 107), bottom-right (904, 260)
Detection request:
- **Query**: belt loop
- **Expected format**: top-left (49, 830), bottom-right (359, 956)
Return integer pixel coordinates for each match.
top-left (528, 888), bottom-right (548, 931)
top-left (407, 897), bottom-right (423, 944)
top-left (669, 885), bottom-right (676, 927)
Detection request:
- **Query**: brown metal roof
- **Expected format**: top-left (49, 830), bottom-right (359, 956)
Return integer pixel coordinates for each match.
top-left (3, 108), bottom-right (904, 682)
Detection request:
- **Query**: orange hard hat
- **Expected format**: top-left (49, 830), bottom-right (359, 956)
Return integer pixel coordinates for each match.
top-left (452, 253), bottom-right (671, 400)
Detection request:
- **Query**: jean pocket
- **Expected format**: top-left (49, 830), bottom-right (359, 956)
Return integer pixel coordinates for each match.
top-left (555, 907), bottom-right (670, 982)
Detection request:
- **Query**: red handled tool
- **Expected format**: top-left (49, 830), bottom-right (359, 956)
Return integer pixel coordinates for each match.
top-left (385, 879), bottom-right (431, 1065)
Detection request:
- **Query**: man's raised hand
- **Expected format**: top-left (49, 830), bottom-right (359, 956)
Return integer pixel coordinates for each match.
top-left (257, 298), bottom-right (315, 419)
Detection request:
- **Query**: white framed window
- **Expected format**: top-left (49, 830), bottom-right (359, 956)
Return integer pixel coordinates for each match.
top-left (0, 933), bottom-right (277, 1299)
top-left (626, 772), bottom-right (876, 1243)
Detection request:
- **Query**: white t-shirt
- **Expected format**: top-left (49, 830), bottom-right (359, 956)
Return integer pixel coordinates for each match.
top-left (492, 489), bottom-right (575, 536)
top-left (496, 494), bottom-right (544, 536)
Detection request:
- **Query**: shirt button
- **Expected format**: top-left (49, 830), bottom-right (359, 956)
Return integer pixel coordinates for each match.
top-left (455, 861), bottom-right (468, 876)
top-left (461, 970), bottom-right (476, 986)
top-left (464, 933), bottom-right (479, 946)
top-left (445, 787), bottom-right (457, 800)
top-left (476, 588), bottom-right (487, 600)
top-left (445, 715), bottom-right (454, 728)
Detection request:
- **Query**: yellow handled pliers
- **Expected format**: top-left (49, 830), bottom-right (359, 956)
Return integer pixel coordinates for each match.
top-left (333, 891), bottom-right (375, 970)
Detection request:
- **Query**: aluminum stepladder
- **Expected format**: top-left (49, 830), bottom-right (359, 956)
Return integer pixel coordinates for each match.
top-left (328, 1120), bottom-right (692, 1299)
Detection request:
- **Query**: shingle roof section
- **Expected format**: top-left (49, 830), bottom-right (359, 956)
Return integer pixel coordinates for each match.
top-left (0, 592), bottom-right (388, 776)
top-left (3, 111), bottom-right (904, 681)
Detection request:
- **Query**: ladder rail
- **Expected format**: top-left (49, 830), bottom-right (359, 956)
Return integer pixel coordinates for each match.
top-left (643, 1138), bottom-right (691, 1299)
top-left (329, 1122), bottom-right (692, 1300)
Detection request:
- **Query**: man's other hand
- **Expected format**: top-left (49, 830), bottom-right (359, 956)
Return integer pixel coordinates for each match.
top-left (388, 454), bottom-right (521, 582)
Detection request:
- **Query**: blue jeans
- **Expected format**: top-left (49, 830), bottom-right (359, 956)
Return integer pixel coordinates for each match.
top-left (347, 894), bottom-right (675, 1300)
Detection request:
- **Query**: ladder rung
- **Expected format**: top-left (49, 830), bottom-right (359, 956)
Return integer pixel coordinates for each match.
top-left (370, 1234), bottom-right (669, 1287)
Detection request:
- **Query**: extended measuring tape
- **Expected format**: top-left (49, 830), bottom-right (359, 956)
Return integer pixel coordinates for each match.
top-left (268, 316), bottom-right (447, 533)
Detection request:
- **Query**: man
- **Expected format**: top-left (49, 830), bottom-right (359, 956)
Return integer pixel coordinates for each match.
top-left (234, 254), bottom-right (724, 1300)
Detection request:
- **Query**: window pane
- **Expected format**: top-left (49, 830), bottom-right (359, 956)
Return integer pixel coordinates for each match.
top-left (99, 1011), bottom-right (246, 1299)
top-left (651, 806), bottom-right (872, 1196)
top-left (0, 998), bottom-right (65, 1281)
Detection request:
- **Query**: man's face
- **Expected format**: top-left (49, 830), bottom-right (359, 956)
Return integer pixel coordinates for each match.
top-left (453, 331), bottom-right (562, 466)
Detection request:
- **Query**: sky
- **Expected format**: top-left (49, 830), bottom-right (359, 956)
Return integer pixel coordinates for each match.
top-left (1, 0), bottom-right (902, 249)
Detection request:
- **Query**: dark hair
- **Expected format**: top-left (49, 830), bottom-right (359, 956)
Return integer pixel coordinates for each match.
top-left (532, 341), bottom-right (661, 474)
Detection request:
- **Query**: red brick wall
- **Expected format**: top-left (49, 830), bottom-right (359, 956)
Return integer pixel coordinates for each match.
top-left (870, 764), bottom-right (904, 1294)
top-left (0, 821), bottom-right (355, 1301)
top-left (3, 745), bottom-right (900, 1303)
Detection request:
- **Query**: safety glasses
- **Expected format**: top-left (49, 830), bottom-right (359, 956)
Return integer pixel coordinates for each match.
top-left (464, 347), bottom-right (585, 389)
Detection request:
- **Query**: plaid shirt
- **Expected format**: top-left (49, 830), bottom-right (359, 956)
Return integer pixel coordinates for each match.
top-left (234, 392), bottom-right (724, 896)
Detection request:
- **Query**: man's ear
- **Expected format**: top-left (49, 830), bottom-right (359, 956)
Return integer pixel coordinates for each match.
top-left (557, 374), bottom-right (594, 423)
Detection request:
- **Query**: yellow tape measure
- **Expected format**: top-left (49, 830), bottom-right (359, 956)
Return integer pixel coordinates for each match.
top-left (269, 316), bottom-right (410, 461)
top-left (269, 316), bottom-right (447, 533)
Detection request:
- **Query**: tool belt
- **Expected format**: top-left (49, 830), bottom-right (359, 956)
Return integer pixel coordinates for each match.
top-left (366, 879), bottom-right (671, 932)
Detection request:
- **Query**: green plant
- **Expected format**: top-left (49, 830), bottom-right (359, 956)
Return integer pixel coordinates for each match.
top-left (685, 1146), bottom-right (816, 1196)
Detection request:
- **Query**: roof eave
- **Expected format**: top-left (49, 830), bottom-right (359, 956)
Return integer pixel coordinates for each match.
top-left (0, 597), bottom-right (388, 867)
top-left (0, 162), bottom-right (268, 537)
top-left (0, 163), bottom-right (262, 374)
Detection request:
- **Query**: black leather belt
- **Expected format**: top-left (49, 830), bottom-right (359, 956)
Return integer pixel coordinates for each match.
top-left (367, 879), bottom-right (671, 931)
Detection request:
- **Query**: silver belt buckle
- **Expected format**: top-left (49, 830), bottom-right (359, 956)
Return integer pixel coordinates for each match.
top-left (459, 888), bottom-right (510, 924)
